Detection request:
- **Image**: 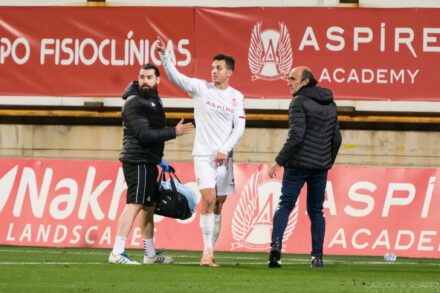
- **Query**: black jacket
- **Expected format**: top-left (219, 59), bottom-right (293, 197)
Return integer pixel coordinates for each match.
top-left (119, 81), bottom-right (176, 164)
top-left (275, 86), bottom-right (342, 170)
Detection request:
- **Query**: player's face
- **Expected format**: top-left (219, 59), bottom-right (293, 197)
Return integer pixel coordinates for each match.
top-left (287, 68), bottom-right (307, 95)
top-left (138, 68), bottom-right (160, 93)
top-left (211, 60), bottom-right (232, 86)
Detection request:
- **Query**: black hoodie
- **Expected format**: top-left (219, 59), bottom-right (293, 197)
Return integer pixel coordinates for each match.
top-left (275, 86), bottom-right (342, 170)
top-left (119, 81), bottom-right (176, 164)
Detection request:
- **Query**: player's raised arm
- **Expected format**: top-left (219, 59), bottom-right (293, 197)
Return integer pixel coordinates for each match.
top-left (156, 36), bottom-right (203, 96)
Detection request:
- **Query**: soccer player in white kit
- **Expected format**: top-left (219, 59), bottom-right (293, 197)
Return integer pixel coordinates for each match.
top-left (156, 37), bottom-right (246, 266)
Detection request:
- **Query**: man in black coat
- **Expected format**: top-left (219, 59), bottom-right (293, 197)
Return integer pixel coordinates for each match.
top-left (109, 63), bottom-right (193, 265)
top-left (268, 66), bottom-right (342, 269)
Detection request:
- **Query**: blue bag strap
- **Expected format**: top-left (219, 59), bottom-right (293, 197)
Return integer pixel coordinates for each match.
top-left (158, 165), bottom-right (178, 192)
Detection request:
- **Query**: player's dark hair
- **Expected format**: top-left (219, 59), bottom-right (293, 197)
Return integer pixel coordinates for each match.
top-left (213, 54), bottom-right (235, 71)
top-left (301, 69), bottom-right (318, 86)
top-left (142, 63), bottom-right (160, 77)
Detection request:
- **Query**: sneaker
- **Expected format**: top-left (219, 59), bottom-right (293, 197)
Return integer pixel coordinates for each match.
top-left (311, 256), bottom-right (324, 268)
top-left (200, 249), bottom-right (220, 267)
top-left (108, 252), bottom-right (140, 265)
top-left (268, 244), bottom-right (282, 268)
top-left (143, 255), bottom-right (174, 264)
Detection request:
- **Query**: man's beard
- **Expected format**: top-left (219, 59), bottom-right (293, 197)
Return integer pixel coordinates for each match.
top-left (139, 84), bottom-right (158, 96)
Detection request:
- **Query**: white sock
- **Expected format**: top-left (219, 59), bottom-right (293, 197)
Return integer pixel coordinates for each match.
top-left (143, 238), bottom-right (156, 258)
top-left (112, 236), bottom-right (126, 255)
top-left (200, 214), bottom-right (215, 252)
top-left (212, 214), bottom-right (221, 247)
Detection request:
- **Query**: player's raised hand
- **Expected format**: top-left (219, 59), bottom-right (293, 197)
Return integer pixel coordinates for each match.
top-left (175, 118), bottom-right (194, 136)
top-left (156, 36), bottom-right (166, 54)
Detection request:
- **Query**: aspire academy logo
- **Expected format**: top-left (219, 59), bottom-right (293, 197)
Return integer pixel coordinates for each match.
top-left (248, 22), bottom-right (293, 81)
top-left (231, 171), bottom-right (298, 251)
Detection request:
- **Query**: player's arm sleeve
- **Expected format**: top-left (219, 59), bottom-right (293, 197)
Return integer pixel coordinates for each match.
top-left (124, 97), bottom-right (176, 144)
top-left (160, 51), bottom-right (204, 96)
top-left (275, 97), bottom-right (306, 166)
top-left (218, 96), bottom-right (246, 155)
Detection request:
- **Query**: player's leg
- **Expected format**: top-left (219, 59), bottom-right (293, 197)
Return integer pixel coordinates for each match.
top-left (140, 206), bottom-right (174, 264)
top-left (114, 204), bottom-right (143, 244)
top-left (306, 170), bottom-right (327, 268)
top-left (199, 188), bottom-right (219, 266)
top-left (110, 203), bottom-right (143, 265)
top-left (269, 167), bottom-right (306, 268)
top-left (140, 206), bottom-right (155, 257)
top-left (212, 158), bottom-right (235, 249)
top-left (212, 196), bottom-right (226, 248)
top-left (110, 163), bottom-right (149, 265)
top-left (195, 156), bottom-right (219, 266)
top-left (135, 163), bottom-right (173, 264)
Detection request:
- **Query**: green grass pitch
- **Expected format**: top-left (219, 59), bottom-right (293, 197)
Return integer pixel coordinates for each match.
top-left (0, 246), bottom-right (439, 292)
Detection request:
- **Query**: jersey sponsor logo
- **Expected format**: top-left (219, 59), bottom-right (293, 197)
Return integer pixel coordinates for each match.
top-left (248, 22), bottom-right (293, 81)
top-left (205, 101), bottom-right (233, 113)
top-left (231, 171), bottom-right (298, 250)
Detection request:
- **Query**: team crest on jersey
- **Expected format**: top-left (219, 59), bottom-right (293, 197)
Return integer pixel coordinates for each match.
top-left (231, 171), bottom-right (298, 251)
top-left (248, 22), bottom-right (293, 81)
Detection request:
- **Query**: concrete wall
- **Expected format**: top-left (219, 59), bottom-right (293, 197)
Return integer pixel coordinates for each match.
top-left (1, 124), bottom-right (439, 167)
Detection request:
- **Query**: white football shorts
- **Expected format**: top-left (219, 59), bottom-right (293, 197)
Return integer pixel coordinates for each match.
top-left (193, 155), bottom-right (235, 195)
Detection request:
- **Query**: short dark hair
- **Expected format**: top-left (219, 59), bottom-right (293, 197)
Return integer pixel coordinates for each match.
top-left (141, 63), bottom-right (160, 77)
top-left (301, 69), bottom-right (318, 87)
top-left (213, 54), bottom-right (235, 71)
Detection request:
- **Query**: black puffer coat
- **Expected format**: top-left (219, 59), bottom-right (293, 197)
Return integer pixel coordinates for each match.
top-left (119, 81), bottom-right (176, 164)
top-left (275, 86), bottom-right (342, 170)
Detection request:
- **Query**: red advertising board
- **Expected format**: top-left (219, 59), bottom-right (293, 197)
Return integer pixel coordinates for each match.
top-left (1, 158), bottom-right (439, 258)
top-left (0, 7), bottom-right (195, 97)
top-left (195, 7), bottom-right (440, 100)
top-left (0, 7), bottom-right (440, 101)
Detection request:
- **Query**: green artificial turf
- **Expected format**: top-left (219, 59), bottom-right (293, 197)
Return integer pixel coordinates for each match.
top-left (0, 246), bottom-right (439, 292)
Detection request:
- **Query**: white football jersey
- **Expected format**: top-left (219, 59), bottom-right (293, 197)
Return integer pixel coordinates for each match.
top-left (161, 52), bottom-right (246, 156)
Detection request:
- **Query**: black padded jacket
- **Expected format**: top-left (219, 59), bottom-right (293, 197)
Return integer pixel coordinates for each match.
top-left (119, 81), bottom-right (176, 164)
top-left (275, 86), bottom-right (342, 170)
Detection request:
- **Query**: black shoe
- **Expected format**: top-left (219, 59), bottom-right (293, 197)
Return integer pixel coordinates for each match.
top-left (268, 245), bottom-right (281, 268)
top-left (311, 256), bottom-right (324, 268)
